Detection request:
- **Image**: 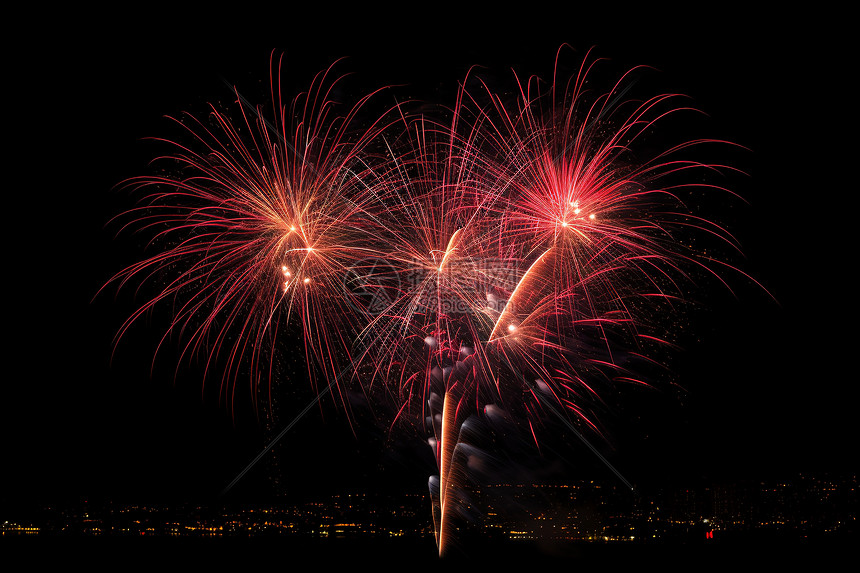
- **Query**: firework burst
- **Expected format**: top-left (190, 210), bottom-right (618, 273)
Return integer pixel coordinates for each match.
top-left (105, 56), bottom-right (398, 411)
top-left (350, 48), bottom-right (749, 552)
top-left (106, 47), bottom-right (753, 556)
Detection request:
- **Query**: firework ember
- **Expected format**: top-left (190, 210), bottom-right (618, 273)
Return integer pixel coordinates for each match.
top-left (106, 47), bottom-right (751, 556)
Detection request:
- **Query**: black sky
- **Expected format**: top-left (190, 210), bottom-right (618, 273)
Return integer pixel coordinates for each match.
top-left (4, 8), bottom-right (855, 511)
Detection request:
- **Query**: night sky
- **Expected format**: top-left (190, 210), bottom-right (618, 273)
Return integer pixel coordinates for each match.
top-left (4, 8), bottom-right (854, 513)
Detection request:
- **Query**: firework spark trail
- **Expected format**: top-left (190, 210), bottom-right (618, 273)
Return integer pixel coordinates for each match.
top-left (107, 48), bottom-right (754, 556)
top-left (220, 371), bottom-right (336, 497)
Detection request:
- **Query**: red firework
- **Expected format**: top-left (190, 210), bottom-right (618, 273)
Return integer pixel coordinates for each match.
top-left (105, 47), bottom-right (754, 555)
top-left (477, 47), bottom-right (749, 416)
top-left (345, 48), bottom-right (751, 552)
top-left (350, 47), bottom-right (747, 432)
top-left (105, 56), bottom-right (398, 411)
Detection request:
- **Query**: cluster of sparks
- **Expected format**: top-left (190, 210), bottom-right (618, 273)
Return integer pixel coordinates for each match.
top-left (108, 48), bottom-right (748, 554)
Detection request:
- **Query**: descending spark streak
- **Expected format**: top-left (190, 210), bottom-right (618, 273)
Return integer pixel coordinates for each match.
top-left (437, 228), bottom-right (462, 273)
top-left (488, 246), bottom-right (556, 342)
top-left (221, 372), bottom-right (336, 497)
top-left (437, 390), bottom-right (458, 555)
